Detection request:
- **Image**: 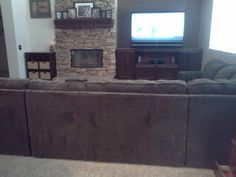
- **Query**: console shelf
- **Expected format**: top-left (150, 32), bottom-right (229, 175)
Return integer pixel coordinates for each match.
top-left (54, 18), bottom-right (113, 29)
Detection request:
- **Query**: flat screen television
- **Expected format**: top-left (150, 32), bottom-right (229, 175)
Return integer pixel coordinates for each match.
top-left (131, 12), bottom-right (185, 47)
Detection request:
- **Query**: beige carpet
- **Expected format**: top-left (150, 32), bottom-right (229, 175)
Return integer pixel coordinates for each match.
top-left (0, 155), bottom-right (214, 177)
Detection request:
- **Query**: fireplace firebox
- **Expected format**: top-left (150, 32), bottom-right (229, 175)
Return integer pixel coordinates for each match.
top-left (71, 49), bottom-right (103, 68)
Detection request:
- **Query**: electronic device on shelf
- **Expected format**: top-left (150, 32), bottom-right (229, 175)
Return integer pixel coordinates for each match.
top-left (131, 11), bottom-right (185, 47)
top-left (149, 59), bottom-right (164, 64)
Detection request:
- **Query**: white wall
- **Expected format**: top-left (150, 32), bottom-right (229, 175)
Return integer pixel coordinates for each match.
top-left (1, 0), bottom-right (21, 78)
top-left (0, 0), bottom-right (55, 78)
top-left (26, 0), bottom-right (55, 51)
top-left (184, 0), bottom-right (202, 48)
top-left (199, 0), bottom-right (236, 68)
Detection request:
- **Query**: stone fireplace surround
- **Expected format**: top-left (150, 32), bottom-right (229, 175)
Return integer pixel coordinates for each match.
top-left (55, 0), bottom-right (117, 77)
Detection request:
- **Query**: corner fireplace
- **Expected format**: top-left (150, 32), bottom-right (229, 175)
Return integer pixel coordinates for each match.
top-left (71, 49), bottom-right (103, 68)
top-left (55, 0), bottom-right (117, 77)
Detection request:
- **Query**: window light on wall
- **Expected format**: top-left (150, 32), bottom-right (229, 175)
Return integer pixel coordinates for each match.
top-left (209, 0), bottom-right (236, 54)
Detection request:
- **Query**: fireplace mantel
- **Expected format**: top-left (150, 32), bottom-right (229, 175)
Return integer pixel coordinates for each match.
top-left (54, 18), bottom-right (114, 29)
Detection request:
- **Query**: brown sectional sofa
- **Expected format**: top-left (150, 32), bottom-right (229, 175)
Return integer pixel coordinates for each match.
top-left (0, 78), bottom-right (30, 156)
top-left (1, 75), bottom-right (236, 168)
top-left (187, 94), bottom-right (236, 168)
top-left (26, 79), bottom-right (188, 166)
top-left (178, 60), bottom-right (236, 167)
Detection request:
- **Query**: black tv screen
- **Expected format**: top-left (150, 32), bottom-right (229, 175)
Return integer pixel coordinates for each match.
top-left (131, 12), bottom-right (185, 47)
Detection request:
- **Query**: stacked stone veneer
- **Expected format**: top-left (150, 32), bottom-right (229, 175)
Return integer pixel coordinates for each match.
top-left (55, 0), bottom-right (117, 77)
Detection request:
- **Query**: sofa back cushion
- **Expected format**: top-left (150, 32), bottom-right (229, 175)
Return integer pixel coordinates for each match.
top-left (0, 78), bottom-right (28, 90)
top-left (28, 79), bottom-right (188, 94)
top-left (27, 80), bottom-right (67, 90)
top-left (214, 65), bottom-right (236, 79)
top-left (188, 79), bottom-right (236, 94)
top-left (28, 79), bottom-right (104, 92)
top-left (202, 60), bottom-right (227, 79)
top-left (103, 80), bottom-right (187, 94)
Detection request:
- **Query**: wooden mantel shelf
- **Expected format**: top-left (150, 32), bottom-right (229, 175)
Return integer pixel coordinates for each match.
top-left (54, 18), bottom-right (114, 29)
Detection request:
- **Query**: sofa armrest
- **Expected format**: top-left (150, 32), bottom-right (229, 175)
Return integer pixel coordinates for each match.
top-left (177, 71), bottom-right (202, 82)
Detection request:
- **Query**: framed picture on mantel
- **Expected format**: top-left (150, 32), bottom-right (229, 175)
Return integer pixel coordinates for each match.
top-left (29, 0), bottom-right (51, 18)
top-left (74, 2), bottom-right (94, 17)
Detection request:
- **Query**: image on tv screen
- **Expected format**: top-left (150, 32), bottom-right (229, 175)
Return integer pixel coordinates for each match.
top-left (131, 12), bottom-right (185, 43)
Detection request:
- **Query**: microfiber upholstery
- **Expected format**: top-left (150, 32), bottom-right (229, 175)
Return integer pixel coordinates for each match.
top-left (27, 79), bottom-right (187, 94)
top-left (214, 65), bottom-right (236, 79)
top-left (186, 95), bottom-right (236, 167)
top-left (177, 71), bottom-right (202, 82)
top-left (0, 78), bottom-right (28, 89)
top-left (0, 79), bottom-right (31, 156)
top-left (26, 91), bottom-right (188, 166)
top-left (188, 78), bottom-right (236, 94)
top-left (231, 74), bottom-right (236, 80)
top-left (103, 80), bottom-right (187, 94)
top-left (27, 80), bottom-right (65, 90)
top-left (28, 79), bottom-right (89, 91)
top-left (201, 60), bottom-right (227, 79)
top-left (178, 60), bottom-right (236, 82)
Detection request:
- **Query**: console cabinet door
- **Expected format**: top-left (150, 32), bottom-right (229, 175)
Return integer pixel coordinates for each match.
top-left (178, 49), bottom-right (202, 71)
top-left (115, 48), bottom-right (136, 79)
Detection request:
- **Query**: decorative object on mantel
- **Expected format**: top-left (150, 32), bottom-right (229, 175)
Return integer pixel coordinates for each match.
top-left (29, 0), bottom-right (51, 18)
top-left (91, 7), bottom-right (100, 18)
top-left (74, 2), bottom-right (94, 17)
top-left (106, 9), bottom-right (112, 18)
top-left (62, 11), bottom-right (68, 19)
top-left (56, 11), bottom-right (62, 19)
top-left (54, 1), bottom-right (114, 29)
top-left (55, 1), bottom-right (113, 21)
top-left (101, 10), bottom-right (107, 18)
top-left (68, 8), bottom-right (77, 19)
top-left (49, 41), bottom-right (56, 52)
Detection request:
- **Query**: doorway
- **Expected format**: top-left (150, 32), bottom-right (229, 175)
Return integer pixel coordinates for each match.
top-left (0, 4), bottom-right (9, 77)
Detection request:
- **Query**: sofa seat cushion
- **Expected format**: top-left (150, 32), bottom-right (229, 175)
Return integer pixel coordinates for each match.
top-left (188, 78), bottom-right (236, 94)
top-left (0, 78), bottom-right (28, 90)
top-left (201, 60), bottom-right (227, 79)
